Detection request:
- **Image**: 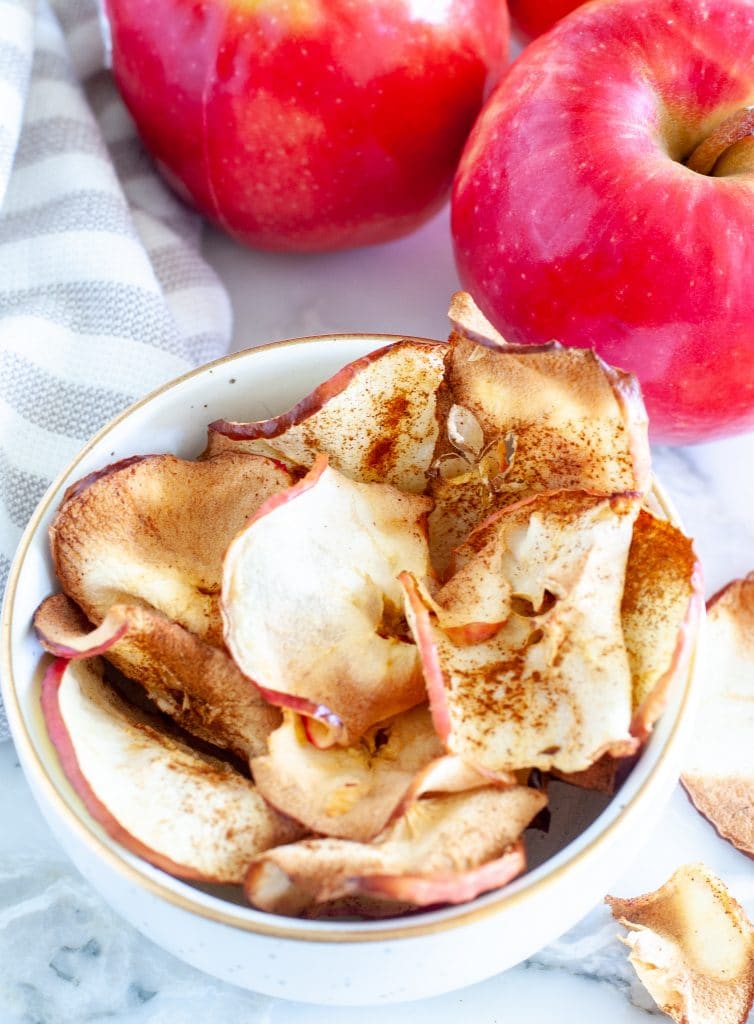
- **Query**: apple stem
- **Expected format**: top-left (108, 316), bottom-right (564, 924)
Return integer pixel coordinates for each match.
top-left (685, 106), bottom-right (754, 175)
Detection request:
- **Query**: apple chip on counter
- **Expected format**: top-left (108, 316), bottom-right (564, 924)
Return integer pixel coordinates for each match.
top-left (34, 594), bottom-right (280, 759)
top-left (207, 339), bottom-right (446, 493)
top-left (34, 291), bottom-right (700, 920)
top-left (42, 658), bottom-right (304, 884)
top-left (222, 456), bottom-right (432, 746)
top-left (682, 575), bottom-right (754, 855)
top-left (245, 787), bottom-right (545, 918)
top-left (51, 451), bottom-right (293, 646)
top-left (607, 865), bottom-right (754, 1024)
top-left (403, 491), bottom-right (641, 775)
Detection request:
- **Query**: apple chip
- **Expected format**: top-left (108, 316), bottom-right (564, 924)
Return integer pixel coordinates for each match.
top-left (682, 574), bottom-right (754, 855)
top-left (50, 452), bottom-right (293, 646)
top-left (403, 490), bottom-right (640, 774)
top-left (251, 706), bottom-right (492, 842)
top-left (222, 456), bottom-right (432, 746)
top-left (622, 510), bottom-right (703, 741)
top-left (41, 658), bottom-right (304, 884)
top-left (428, 293), bottom-right (650, 578)
top-left (34, 594), bottom-right (280, 759)
top-left (607, 864), bottom-right (754, 1024)
top-left (245, 786), bottom-right (545, 917)
top-left (207, 340), bottom-right (446, 493)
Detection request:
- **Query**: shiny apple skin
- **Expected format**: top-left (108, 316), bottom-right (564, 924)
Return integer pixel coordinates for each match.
top-left (508, 0), bottom-right (585, 41)
top-left (104, 0), bottom-right (509, 252)
top-left (452, 0), bottom-right (754, 444)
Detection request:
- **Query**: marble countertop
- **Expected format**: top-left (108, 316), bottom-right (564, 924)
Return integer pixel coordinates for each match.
top-left (3, 210), bottom-right (754, 1023)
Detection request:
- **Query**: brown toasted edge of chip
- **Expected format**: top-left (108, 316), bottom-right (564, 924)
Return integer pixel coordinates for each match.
top-left (630, 553), bottom-right (704, 743)
top-left (349, 840), bottom-right (527, 907)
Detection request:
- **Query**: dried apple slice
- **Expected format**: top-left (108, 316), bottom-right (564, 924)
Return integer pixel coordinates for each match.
top-left (607, 865), bottom-right (754, 1024)
top-left (555, 511), bottom-right (702, 793)
top-left (50, 452), bottom-right (293, 646)
top-left (403, 490), bottom-right (640, 774)
top-left (245, 786), bottom-right (545, 917)
top-left (428, 293), bottom-right (650, 578)
top-left (622, 509), bottom-right (703, 741)
top-left (222, 456), bottom-right (432, 746)
top-left (251, 706), bottom-right (493, 842)
top-left (34, 594), bottom-right (280, 759)
top-left (41, 658), bottom-right (303, 883)
top-left (682, 575), bottom-right (754, 855)
top-left (208, 339), bottom-right (446, 494)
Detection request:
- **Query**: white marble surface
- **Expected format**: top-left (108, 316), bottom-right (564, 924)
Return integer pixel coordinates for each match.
top-left (3, 208), bottom-right (754, 1022)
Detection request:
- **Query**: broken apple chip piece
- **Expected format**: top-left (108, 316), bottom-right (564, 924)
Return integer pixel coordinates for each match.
top-left (251, 706), bottom-right (490, 843)
top-left (245, 786), bottom-right (545, 917)
top-left (222, 456), bottom-right (432, 746)
top-left (403, 490), bottom-right (640, 775)
top-left (622, 510), bottom-right (703, 741)
top-left (50, 452), bottom-right (293, 646)
top-left (207, 339), bottom-right (446, 494)
top-left (34, 594), bottom-right (280, 759)
top-left (682, 574), bottom-right (754, 855)
top-left (607, 864), bottom-right (754, 1024)
top-left (41, 658), bottom-right (304, 884)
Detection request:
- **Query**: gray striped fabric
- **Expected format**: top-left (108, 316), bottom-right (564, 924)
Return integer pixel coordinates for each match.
top-left (0, 0), bottom-right (233, 739)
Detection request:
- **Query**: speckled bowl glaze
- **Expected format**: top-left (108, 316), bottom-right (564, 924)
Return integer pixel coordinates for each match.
top-left (1, 335), bottom-right (701, 1006)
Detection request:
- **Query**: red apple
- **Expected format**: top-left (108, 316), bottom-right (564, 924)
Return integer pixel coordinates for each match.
top-left (104, 0), bottom-right (509, 251)
top-left (452, 0), bottom-right (754, 443)
top-left (508, 0), bottom-right (585, 41)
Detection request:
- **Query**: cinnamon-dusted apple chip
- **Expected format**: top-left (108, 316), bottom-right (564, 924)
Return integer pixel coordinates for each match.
top-left (245, 786), bottom-right (545, 917)
top-left (428, 293), bottom-right (650, 578)
top-left (208, 339), bottom-right (446, 493)
top-left (403, 490), bottom-right (641, 774)
top-left (682, 574), bottom-right (754, 855)
top-left (556, 511), bottom-right (702, 794)
top-left (251, 706), bottom-right (491, 842)
top-left (50, 451), bottom-right (293, 646)
top-left (622, 509), bottom-right (703, 741)
top-left (223, 456), bottom-right (432, 747)
top-left (41, 658), bottom-right (304, 884)
top-left (607, 864), bottom-right (754, 1024)
top-left (34, 594), bottom-right (279, 759)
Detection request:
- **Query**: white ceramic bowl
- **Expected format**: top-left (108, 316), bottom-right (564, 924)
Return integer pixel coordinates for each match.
top-left (1, 335), bottom-right (700, 1006)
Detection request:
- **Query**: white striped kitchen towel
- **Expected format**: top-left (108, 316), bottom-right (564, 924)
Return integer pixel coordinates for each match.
top-left (0, 0), bottom-right (233, 739)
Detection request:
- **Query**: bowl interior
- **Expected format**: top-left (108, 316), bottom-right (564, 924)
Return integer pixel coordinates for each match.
top-left (2, 334), bottom-right (693, 939)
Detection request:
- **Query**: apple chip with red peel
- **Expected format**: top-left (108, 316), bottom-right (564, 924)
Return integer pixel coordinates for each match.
top-left (34, 593), bottom-right (280, 759)
top-left (222, 457), bottom-right (432, 746)
top-left (682, 574), bottom-right (754, 856)
top-left (607, 865), bottom-right (754, 1024)
top-left (207, 340), bottom-right (446, 494)
top-left (622, 510), bottom-right (703, 741)
top-left (245, 786), bottom-right (545, 917)
top-left (50, 452), bottom-right (293, 646)
top-left (41, 658), bottom-right (304, 884)
top-left (254, 706), bottom-right (447, 842)
top-left (403, 490), bottom-right (640, 774)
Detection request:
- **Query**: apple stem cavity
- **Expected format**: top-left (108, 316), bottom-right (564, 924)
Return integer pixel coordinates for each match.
top-left (685, 106), bottom-right (754, 176)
